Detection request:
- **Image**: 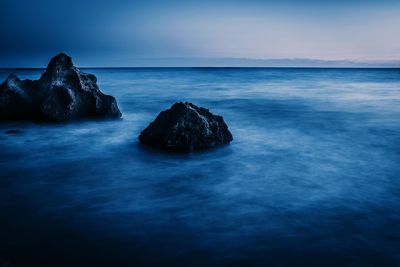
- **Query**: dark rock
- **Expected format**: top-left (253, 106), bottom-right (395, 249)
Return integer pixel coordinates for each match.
top-left (139, 102), bottom-right (233, 152)
top-left (0, 53), bottom-right (121, 122)
top-left (0, 74), bottom-right (37, 120)
top-left (0, 258), bottom-right (13, 267)
top-left (5, 129), bottom-right (23, 135)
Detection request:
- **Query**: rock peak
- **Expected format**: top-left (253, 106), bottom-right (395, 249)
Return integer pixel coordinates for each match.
top-left (45, 52), bottom-right (74, 72)
top-left (7, 73), bottom-right (20, 81)
top-left (53, 52), bottom-right (72, 62)
top-left (170, 102), bottom-right (206, 112)
top-left (39, 53), bottom-right (76, 84)
top-left (171, 101), bottom-right (192, 110)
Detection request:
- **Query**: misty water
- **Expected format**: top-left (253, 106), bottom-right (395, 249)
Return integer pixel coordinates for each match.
top-left (0, 68), bottom-right (399, 266)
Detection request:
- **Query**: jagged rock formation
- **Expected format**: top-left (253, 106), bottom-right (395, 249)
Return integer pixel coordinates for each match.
top-left (139, 102), bottom-right (233, 152)
top-left (0, 53), bottom-right (121, 121)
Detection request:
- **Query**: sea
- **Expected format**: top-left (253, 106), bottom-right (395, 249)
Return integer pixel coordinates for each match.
top-left (0, 68), bottom-right (399, 266)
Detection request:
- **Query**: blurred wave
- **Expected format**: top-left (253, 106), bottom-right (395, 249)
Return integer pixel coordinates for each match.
top-left (0, 68), bottom-right (399, 266)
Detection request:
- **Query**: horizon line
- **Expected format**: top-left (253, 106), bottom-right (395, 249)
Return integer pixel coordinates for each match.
top-left (1, 67), bottom-right (400, 70)
top-left (1, 57), bottom-right (400, 69)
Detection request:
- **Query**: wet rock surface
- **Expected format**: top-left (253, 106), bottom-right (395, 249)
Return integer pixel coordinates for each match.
top-left (139, 102), bottom-right (233, 152)
top-left (0, 53), bottom-right (121, 122)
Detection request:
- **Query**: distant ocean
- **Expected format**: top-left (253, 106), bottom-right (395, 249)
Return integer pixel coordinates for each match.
top-left (0, 68), bottom-right (399, 266)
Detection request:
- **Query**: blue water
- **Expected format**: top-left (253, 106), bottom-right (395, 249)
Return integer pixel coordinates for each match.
top-left (0, 68), bottom-right (399, 266)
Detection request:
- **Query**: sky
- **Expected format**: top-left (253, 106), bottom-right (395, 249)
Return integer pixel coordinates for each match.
top-left (0, 0), bottom-right (400, 67)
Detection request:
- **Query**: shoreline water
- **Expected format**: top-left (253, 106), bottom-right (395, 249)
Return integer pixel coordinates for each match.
top-left (0, 68), bottom-right (399, 266)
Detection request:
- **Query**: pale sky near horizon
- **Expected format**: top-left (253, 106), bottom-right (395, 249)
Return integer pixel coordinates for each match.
top-left (0, 0), bottom-right (399, 67)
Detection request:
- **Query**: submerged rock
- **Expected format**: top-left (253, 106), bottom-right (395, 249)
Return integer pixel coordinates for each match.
top-left (0, 53), bottom-right (121, 122)
top-left (5, 129), bottom-right (23, 135)
top-left (139, 102), bottom-right (233, 152)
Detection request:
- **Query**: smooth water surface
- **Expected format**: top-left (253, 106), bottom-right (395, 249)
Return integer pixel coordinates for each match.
top-left (0, 68), bottom-right (399, 266)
